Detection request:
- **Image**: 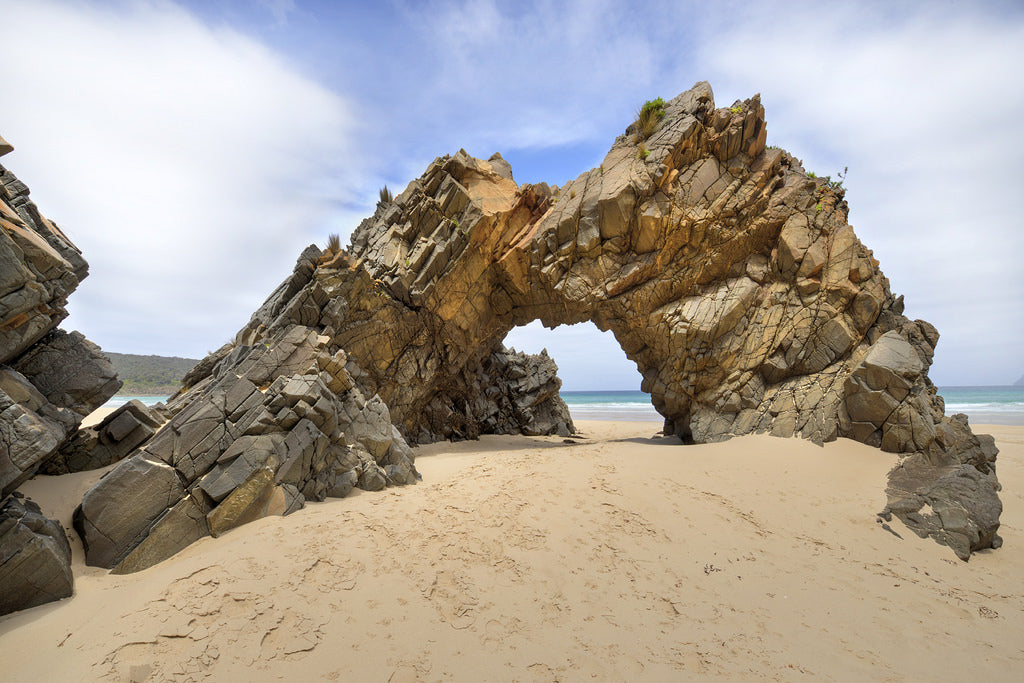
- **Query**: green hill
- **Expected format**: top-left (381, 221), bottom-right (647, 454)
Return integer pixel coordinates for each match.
top-left (105, 352), bottom-right (200, 397)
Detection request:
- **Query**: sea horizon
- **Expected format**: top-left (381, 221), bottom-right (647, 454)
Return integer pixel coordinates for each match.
top-left (105, 385), bottom-right (1024, 427)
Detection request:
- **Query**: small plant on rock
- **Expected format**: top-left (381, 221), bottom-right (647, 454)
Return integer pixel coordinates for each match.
top-left (825, 166), bottom-right (848, 191)
top-left (634, 97), bottom-right (666, 142)
top-left (379, 185), bottom-right (393, 204)
top-left (638, 143), bottom-right (651, 160)
top-left (326, 233), bottom-right (341, 255)
top-left (730, 104), bottom-right (745, 114)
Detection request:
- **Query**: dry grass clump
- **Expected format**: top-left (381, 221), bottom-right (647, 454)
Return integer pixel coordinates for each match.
top-left (379, 185), bottom-right (393, 204)
top-left (634, 97), bottom-right (666, 142)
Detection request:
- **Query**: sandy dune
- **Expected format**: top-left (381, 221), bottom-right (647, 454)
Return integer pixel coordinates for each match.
top-left (2, 420), bottom-right (1022, 681)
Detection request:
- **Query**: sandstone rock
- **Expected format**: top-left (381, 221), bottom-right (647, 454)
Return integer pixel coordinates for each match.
top-left (0, 492), bottom-right (73, 615)
top-left (74, 454), bottom-right (186, 569)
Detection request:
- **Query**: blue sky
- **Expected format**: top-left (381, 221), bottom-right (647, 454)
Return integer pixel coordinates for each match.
top-left (1, 0), bottom-right (1022, 389)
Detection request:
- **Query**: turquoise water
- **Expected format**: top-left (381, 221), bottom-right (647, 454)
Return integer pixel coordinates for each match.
top-left (562, 387), bottom-right (1024, 426)
top-left (104, 395), bottom-right (171, 408)
top-left (102, 386), bottom-right (1024, 426)
top-left (561, 391), bottom-right (661, 422)
top-left (938, 386), bottom-right (1024, 426)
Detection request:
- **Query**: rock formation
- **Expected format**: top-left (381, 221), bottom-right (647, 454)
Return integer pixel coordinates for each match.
top-left (43, 399), bottom-right (165, 475)
top-left (1, 140), bottom-right (122, 614)
top-left (0, 493), bottom-right (73, 615)
top-left (74, 82), bottom-right (1001, 571)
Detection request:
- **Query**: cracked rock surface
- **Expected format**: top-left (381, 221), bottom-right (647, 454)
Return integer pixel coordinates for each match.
top-left (74, 81), bottom-right (1003, 568)
top-left (0, 492), bottom-right (73, 615)
top-left (1, 143), bottom-right (121, 613)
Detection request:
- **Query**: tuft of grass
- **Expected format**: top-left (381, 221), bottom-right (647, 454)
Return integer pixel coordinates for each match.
top-left (379, 185), bottom-right (393, 204)
top-left (825, 166), bottom-right (848, 191)
top-left (633, 97), bottom-right (666, 142)
top-left (638, 143), bottom-right (651, 160)
top-left (326, 233), bottom-right (341, 255)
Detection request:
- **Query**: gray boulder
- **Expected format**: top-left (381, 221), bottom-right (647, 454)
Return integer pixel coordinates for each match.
top-left (0, 493), bottom-right (73, 615)
top-left (44, 399), bottom-right (165, 475)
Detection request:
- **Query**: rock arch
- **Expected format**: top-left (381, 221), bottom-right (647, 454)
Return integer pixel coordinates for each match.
top-left (76, 83), bottom-right (1001, 570)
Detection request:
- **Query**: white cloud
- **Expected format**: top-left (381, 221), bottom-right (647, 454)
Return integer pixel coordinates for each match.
top-left (3, 0), bottom-right (1019, 390)
top-left (0, 0), bottom-right (359, 357)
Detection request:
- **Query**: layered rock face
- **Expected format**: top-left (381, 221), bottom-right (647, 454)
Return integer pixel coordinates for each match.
top-left (1, 154), bottom-right (121, 497)
top-left (43, 399), bottom-right (165, 475)
top-left (1, 143), bottom-right (121, 614)
top-left (76, 82), bottom-right (1000, 568)
top-left (75, 322), bottom-right (422, 573)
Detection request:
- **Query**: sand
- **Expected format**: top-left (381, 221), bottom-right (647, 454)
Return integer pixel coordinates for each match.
top-left (2, 420), bottom-right (1023, 681)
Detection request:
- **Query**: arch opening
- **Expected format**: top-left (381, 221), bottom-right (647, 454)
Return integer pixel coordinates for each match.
top-left (502, 320), bottom-right (661, 423)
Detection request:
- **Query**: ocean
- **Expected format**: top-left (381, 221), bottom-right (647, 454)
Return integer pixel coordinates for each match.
top-left (105, 386), bottom-right (1024, 427)
top-left (562, 386), bottom-right (1024, 426)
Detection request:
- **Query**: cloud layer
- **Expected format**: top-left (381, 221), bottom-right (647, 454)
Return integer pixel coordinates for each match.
top-left (1, 0), bottom-right (355, 356)
top-left (2, 0), bottom-right (1020, 388)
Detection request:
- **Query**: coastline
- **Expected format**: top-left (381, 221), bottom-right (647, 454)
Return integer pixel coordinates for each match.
top-left (3, 419), bottom-right (1023, 680)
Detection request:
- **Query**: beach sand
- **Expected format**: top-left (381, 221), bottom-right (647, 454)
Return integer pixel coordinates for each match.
top-left (2, 420), bottom-right (1022, 680)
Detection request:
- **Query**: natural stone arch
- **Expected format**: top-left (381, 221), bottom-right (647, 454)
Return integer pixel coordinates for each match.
top-left (329, 83), bottom-right (893, 450)
top-left (75, 83), bottom-right (1001, 572)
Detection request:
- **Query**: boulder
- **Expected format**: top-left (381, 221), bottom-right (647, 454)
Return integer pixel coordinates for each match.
top-left (44, 399), bottom-right (165, 475)
top-left (0, 493), bottom-right (73, 615)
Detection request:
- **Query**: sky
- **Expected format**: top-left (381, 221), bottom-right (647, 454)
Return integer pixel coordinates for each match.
top-left (1, 0), bottom-right (1021, 390)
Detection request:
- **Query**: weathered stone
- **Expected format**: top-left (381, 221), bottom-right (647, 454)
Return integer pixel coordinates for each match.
top-left (43, 399), bottom-right (165, 475)
top-left (0, 493), bottom-right (73, 615)
top-left (882, 455), bottom-right (1002, 560)
top-left (75, 455), bottom-right (185, 568)
top-left (345, 395), bottom-right (393, 460)
top-left (326, 469), bottom-right (358, 498)
top-left (207, 467), bottom-right (278, 537)
top-left (10, 329), bottom-right (120, 417)
top-left (0, 150), bottom-right (125, 605)
top-left (111, 494), bottom-right (209, 574)
top-left (357, 462), bottom-right (387, 492)
top-left (69, 81), bottom-right (1001, 569)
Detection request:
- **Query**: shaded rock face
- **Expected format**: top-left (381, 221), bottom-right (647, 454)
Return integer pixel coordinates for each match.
top-left (0, 492), bottom-right (73, 616)
top-left (43, 399), bottom-right (165, 475)
top-left (1, 155), bottom-right (121, 498)
top-left (77, 82), bottom-right (999, 566)
top-left (75, 324), bottom-right (420, 572)
top-left (1, 146), bottom-right (121, 614)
